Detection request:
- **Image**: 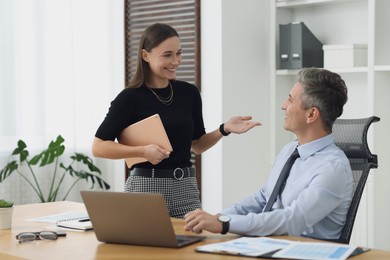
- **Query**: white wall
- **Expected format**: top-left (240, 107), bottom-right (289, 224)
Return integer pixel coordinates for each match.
top-left (200, 0), bottom-right (223, 212)
top-left (201, 0), bottom-right (271, 213)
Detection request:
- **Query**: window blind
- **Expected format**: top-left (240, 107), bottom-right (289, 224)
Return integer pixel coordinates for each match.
top-left (125, 0), bottom-right (200, 86)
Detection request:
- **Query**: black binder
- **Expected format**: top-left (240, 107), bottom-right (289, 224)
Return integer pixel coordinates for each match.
top-left (279, 22), bottom-right (323, 69)
top-left (279, 23), bottom-right (291, 69)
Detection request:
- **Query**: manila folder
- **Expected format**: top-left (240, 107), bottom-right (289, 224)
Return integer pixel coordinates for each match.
top-left (118, 114), bottom-right (173, 168)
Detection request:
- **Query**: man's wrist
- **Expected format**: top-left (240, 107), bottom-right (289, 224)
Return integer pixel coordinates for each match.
top-left (219, 123), bottom-right (231, 136)
top-left (218, 215), bottom-right (231, 234)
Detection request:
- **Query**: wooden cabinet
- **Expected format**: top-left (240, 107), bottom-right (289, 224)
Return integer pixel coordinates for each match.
top-left (270, 0), bottom-right (390, 249)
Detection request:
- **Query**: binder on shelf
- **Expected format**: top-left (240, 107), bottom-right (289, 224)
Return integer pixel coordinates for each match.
top-left (279, 22), bottom-right (291, 69)
top-left (279, 22), bottom-right (323, 70)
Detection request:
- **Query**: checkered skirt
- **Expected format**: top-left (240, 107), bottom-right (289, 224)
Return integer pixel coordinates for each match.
top-left (124, 175), bottom-right (201, 218)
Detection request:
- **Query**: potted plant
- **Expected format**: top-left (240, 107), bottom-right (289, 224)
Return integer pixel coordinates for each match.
top-left (0, 199), bottom-right (14, 229)
top-left (0, 135), bottom-right (110, 203)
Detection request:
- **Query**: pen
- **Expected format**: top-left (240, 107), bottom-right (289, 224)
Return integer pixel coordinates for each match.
top-left (79, 218), bottom-right (90, 222)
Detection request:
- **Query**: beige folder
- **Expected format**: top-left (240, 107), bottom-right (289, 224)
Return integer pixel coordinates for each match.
top-left (118, 114), bottom-right (173, 168)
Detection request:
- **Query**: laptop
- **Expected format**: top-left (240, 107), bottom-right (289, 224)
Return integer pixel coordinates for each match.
top-left (80, 191), bottom-right (206, 248)
top-left (118, 114), bottom-right (173, 168)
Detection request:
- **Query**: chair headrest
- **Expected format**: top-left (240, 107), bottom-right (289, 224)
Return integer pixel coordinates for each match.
top-left (332, 116), bottom-right (380, 169)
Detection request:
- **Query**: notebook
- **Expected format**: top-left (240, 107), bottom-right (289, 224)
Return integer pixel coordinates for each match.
top-left (80, 190), bottom-right (206, 248)
top-left (56, 218), bottom-right (93, 231)
top-left (118, 114), bottom-right (173, 168)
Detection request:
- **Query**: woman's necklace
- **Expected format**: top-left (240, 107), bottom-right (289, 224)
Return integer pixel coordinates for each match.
top-left (148, 82), bottom-right (174, 105)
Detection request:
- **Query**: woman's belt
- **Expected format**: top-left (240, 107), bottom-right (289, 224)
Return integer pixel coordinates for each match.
top-left (131, 167), bottom-right (195, 180)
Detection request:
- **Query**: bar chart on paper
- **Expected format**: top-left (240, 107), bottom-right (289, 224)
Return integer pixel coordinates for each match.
top-left (273, 242), bottom-right (357, 260)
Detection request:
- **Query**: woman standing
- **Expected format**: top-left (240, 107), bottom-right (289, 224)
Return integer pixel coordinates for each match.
top-left (92, 23), bottom-right (261, 218)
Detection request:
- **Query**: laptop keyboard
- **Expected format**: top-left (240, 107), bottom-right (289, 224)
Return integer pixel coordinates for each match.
top-left (176, 235), bottom-right (205, 245)
top-left (176, 235), bottom-right (194, 242)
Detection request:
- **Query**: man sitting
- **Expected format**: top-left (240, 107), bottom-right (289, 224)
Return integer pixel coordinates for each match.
top-left (184, 68), bottom-right (353, 240)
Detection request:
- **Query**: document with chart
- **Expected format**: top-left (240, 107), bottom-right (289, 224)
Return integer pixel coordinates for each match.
top-left (196, 236), bottom-right (357, 260)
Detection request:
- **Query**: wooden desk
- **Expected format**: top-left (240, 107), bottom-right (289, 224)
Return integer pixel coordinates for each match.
top-left (1, 201), bottom-right (389, 260)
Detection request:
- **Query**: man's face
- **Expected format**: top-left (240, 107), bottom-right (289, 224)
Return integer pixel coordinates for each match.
top-left (281, 82), bottom-right (309, 134)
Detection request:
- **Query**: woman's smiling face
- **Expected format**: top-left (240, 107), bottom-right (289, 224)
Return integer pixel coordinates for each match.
top-left (142, 36), bottom-right (182, 87)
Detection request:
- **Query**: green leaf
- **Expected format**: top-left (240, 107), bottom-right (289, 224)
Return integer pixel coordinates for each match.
top-left (14, 140), bottom-right (27, 153)
top-left (71, 153), bottom-right (101, 174)
top-left (12, 140), bottom-right (29, 162)
top-left (0, 161), bottom-right (18, 182)
top-left (34, 135), bottom-right (65, 167)
top-left (29, 154), bottom-right (42, 165)
top-left (60, 163), bottom-right (110, 190)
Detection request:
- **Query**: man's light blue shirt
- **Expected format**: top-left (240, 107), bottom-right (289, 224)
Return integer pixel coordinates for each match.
top-left (220, 134), bottom-right (353, 239)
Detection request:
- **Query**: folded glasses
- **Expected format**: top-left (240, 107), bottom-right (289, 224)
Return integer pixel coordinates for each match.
top-left (16, 231), bottom-right (64, 243)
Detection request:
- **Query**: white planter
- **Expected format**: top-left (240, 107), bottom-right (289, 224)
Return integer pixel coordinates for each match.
top-left (0, 207), bottom-right (14, 229)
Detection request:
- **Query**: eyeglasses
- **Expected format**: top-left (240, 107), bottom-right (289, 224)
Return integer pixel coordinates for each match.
top-left (16, 231), bottom-right (59, 243)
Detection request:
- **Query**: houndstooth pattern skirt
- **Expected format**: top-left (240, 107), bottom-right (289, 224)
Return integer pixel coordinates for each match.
top-left (124, 175), bottom-right (201, 218)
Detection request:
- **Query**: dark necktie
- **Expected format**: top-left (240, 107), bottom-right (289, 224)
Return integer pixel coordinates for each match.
top-left (263, 148), bottom-right (300, 212)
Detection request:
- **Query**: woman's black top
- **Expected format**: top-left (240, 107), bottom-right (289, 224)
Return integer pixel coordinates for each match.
top-left (95, 80), bottom-right (206, 169)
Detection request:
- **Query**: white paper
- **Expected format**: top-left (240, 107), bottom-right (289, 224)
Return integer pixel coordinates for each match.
top-left (45, 224), bottom-right (89, 232)
top-left (27, 211), bottom-right (89, 223)
top-left (196, 236), bottom-right (357, 260)
top-left (196, 237), bottom-right (291, 257)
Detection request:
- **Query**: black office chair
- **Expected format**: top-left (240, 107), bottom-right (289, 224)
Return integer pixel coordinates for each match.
top-left (331, 116), bottom-right (380, 244)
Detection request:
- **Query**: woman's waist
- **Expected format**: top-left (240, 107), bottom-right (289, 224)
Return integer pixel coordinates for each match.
top-left (130, 166), bottom-right (195, 180)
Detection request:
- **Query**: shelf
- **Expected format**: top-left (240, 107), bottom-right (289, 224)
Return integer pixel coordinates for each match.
top-left (276, 67), bottom-right (368, 75)
top-left (276, 0), bottom-right (360, 8)
top-left (325, 67), bottom-right (369, 73)
top-left (374, 65), bottom-right (390, 72)
top-left (276, 69), bottom-right (300, 75)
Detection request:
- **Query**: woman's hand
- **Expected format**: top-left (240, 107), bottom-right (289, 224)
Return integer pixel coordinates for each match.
top-left (224, 116), bottom-right (262, 134)
top-left (143, 144), bottom-right (170, 165)
top-left (191, 116), bottom-right (261, 155)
